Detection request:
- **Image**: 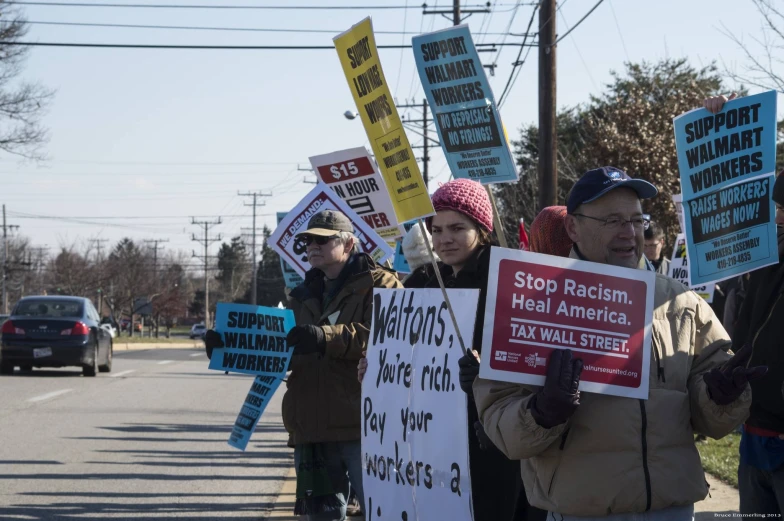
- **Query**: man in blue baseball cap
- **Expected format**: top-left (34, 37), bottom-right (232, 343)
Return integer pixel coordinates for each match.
top-left (474, 166), bottom-right (763, 520)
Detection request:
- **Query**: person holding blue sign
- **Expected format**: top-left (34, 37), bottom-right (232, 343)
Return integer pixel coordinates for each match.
top-left (473, 166), bottom-right (763, 521)
top-left (707, 91), bottom-right (784, 517)
top-left (283, 209), bottom-right (401, 520)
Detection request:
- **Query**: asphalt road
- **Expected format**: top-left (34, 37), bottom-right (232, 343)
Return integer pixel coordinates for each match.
top-left (0, 347), bottom-right (292, 520)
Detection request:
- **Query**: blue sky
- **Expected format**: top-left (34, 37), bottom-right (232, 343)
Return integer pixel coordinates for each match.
top-left (1, 0), bottom-right (773, 266)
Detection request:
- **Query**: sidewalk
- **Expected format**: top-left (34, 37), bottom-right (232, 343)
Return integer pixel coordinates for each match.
top-left (695, 473), bottom-right (739, 520)
top-left (263, 469), bottom-right (739, 520)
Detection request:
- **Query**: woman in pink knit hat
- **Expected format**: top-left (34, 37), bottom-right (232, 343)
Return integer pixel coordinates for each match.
top-left (359, 178), bottom-right (544, 521)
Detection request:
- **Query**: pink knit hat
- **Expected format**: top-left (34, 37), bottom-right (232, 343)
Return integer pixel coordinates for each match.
top-left (429, 178), bottom-right (494, 232)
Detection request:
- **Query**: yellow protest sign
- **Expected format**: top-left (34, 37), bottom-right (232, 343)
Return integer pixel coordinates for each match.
top-left (334, 17), bottom-right (435, 223)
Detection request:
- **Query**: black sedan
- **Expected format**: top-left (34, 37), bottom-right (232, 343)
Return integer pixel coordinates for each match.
top-left (0, 296), bottom-right (113, 376)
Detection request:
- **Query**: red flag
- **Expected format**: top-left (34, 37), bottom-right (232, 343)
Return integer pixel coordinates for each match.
top-left (519, 218), bottom-right (529, 250)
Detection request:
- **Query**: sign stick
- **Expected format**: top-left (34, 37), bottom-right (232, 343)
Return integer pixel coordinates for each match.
top-left (485, 187), bottom-right (508, 248)
top-left (416, 219), bottom-right (468, 356)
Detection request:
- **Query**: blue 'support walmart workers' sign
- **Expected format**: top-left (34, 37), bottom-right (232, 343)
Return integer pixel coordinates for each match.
top-left (673, 90), bottom-right (779, 285)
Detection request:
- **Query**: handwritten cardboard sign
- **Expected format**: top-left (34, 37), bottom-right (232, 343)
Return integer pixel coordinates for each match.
top-left (363, 288), bottom-right (478, 520)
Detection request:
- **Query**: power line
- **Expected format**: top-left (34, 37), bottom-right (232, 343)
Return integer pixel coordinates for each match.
top-left (606, 0), bottom-right (629, 62)
top-left (25, 19), bottom-right (517, 36)
top-left (0, 41), bottom-right (523, 50)
top-left (551, 0), bottom-right (604, 45)
top-left (7, 1), bottom-right (495, 9)
top-left (497, 1), bottom-right (540, 107)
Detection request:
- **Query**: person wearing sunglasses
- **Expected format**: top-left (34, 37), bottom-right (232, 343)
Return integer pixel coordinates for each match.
top-left (473, 166), bottom-right (762, 521)
top-left (283, 209), bottom-right (401, 520)
top-left (205, 209), bottom-right (401, 520)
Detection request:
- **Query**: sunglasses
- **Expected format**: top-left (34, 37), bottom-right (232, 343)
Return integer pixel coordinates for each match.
top-left (297, 235), bottom-right (337, 247)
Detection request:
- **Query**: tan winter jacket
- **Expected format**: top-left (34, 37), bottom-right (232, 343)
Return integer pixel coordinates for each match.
top-left (473, 252), bottom-right (751, 517)
top-left (282, 253), bottom-right (402, 445)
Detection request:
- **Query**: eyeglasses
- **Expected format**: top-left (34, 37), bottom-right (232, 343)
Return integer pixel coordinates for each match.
top-left (296, 235), bottom-right (338, 247)
top-left (573, 213), bottom-right (650, 231)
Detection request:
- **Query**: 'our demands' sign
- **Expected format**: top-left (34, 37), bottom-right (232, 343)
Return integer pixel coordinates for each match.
top-left (207, 303), bottom-right (295, 451)
top-left (412, 25), bottom-right (518, 185)
top-left (310, 147), bottom-right (404, 241)
top-left (334, 17), bottom-right (435, 224)
top-left (674, 90), bottom-right (779, 285)
top-left (276, 212), bottom-right (305, 289)
top-left (269, 183), bottom-right (394, 278)
top-left (363, 288), bottom-right (477, 521)
top-left (668, 234), bottom-right (717, 303)
top-left (479, 248), bottom-right (655, 400)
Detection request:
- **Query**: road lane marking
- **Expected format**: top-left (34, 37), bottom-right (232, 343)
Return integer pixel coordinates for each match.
top-left (190, 353), bottom-right (202, 357)
top-left (157, 360), bottom-right (173, 365)
top-left (110, 370), bottom-right (135, 378)
top-left (28, 389), bottom-right (72, 402)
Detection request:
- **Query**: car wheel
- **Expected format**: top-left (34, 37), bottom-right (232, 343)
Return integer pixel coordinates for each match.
top-left (99, 340), bottom-right (113, 373)
top-left (0, 362), bottom-right (13, 375)
top-left (83, 339), bottom-right (98, 377)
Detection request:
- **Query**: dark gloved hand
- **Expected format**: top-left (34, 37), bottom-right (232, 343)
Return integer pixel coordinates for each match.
top-left (473, 420), bottom-right (497, 452)
top-left (204, 329), bottom-right (223, 360)
top-left (286, 324), bottom-right (326, 356)
top-left (704, 344), bottom-right (768, 405)
top-left (529, 349), bottom-right (583, 429)
top-left (458, 351), bottom-right (480, 398)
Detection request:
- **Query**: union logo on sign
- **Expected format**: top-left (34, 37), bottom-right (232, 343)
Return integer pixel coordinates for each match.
top-left (494, 350), bottom-right (508, 362)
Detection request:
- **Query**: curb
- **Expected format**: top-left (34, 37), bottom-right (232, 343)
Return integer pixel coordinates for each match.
top-left (265, 466), bottom-right (299, 520)
top-left (113, 341), bottom-right (203, 351)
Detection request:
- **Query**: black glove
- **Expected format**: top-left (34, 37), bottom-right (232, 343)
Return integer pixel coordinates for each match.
top-left (529, 349), bottom-right (583, 429)
top-left (286, 325), bottom-right (326, 356)
top-left (204, 329), bottom-right (223, 360)
top-left (458, 352), bottom-right (480, 397)
top-left (703, 344), bottom-right (767, 405)
top-left (473, 420), bottom-right (498, 452)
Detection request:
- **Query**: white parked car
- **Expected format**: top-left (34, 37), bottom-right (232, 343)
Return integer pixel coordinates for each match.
top-left (189, 323), bottom-right (207, 339)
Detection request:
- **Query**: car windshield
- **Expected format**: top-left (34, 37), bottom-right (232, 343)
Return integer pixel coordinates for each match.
top-left (194, 325), bottom-right (205, 330)
top-left (14, 299), bottom-right (84, 318)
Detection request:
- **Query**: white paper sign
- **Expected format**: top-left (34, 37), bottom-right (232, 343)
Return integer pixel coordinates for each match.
top-left (310, 147), bottom-right (405, 241)
top-left (363, 288), bottom-right (478, 521)
top-left (269, 183), bottom-right (395, 278)
top-left (668, 234), bottom-right (717, 303)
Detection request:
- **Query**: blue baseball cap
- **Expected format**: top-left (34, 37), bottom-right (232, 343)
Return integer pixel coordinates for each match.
top-left (567, 166), bottom-right (658, 214)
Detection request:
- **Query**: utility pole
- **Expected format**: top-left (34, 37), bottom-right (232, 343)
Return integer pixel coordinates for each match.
top-left (143, 239), bottom-right (169, 277)
top-left (2, 205), bottom-right (19, 314)
top-left (238, 191), bottom-right (271, 306)
top-left (399, 100), bottom-right (434, 189)
top-left (538, 0), bottom-right (557, 210)
top-left (89, 238), bottom-right (109, 313)
top-left (29, 246), bottom-right (49, 295)
top-left (191, 218), bottom-right (221, 328)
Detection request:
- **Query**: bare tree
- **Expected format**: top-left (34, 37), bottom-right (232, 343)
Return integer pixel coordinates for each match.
top-left (721, 0), bottom-right (784, 93)
top-left (0, 3), bottom-right (54, 159)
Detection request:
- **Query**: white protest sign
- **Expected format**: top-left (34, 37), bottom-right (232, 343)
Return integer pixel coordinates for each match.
top-left (479, 247), bottom-right (655, 400)
top-left (668, 234), bottom-right (717, 303)
top-left (269, 183), bottom-right (394, 278)
top-left (364, 288), bottom-right (478, 521)
top-left (310, 147), bottom-right (405, 241)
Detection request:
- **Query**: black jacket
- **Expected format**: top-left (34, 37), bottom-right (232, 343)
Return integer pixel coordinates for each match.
top-left (733, 228), bottom-right (784, 432)
top-left (406, 245), bottom-right (544, 521)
